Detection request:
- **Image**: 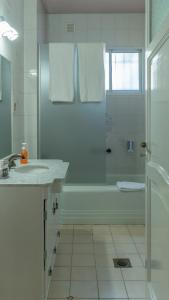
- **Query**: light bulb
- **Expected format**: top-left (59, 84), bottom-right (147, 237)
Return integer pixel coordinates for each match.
top-left (0, 20), bottom-right (19, 41)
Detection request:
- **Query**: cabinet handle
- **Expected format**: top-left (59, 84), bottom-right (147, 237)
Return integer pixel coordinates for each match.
top-left (57, 231), bottom-right (61, 238)
top-left (106, 148), bottom-right (112, 153)
top-left (53, 203), bottom-right (56, 215)
top-left (56, 198), bottom-right (59, 210)
top-left (53, 246), bottom-right (57, 254)
top-left (48, 267), bottom-right (53, 277)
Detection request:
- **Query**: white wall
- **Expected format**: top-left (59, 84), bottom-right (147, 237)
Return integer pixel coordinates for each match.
top-left (24, 0), bottom-right (38, 158)
top-left (24, 0), bottom-right (47, 158)
top-left (47, 13), bottom-right (145, 178)
top-left (0, 0), bottom-right (47, 158)
top-left (47, 13), bottom-right (145, 46)
top-left (151, 0), bottom-right (169, 40)
top-left (0, 0), bottom-right (24, 153)
top-left (37, 0), bottom-right (47, 43)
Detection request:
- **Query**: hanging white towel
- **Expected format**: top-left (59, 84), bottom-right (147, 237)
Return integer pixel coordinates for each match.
top-left (117, 181), bottom-right (145, 192)
top-left (49, 43), bottom-right (74, 102)
top-left (78, 43), bottom-right (105, 102)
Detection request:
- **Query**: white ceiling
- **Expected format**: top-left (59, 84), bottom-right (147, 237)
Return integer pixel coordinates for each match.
top-left (43, 0), bottom-right (145, 14)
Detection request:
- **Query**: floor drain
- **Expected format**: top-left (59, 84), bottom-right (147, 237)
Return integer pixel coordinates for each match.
top-left (67, 297), bottom-right (74, 300)
top-left (113, 258), bottom-right (132, 268)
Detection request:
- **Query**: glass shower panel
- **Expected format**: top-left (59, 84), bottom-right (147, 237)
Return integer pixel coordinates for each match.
top-left (39, 44), bottom-right (106, 184)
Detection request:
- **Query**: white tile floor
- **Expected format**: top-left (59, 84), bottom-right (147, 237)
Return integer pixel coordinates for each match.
top-left (48, 224), bottom-right (146, 300)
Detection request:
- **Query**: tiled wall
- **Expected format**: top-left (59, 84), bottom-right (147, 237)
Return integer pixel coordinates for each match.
top-left (0, 2), bottom-right (145, 177)
top-left (0, 0), bottom-right (24, 153)
top-left (47, 14), bottom-right (145, 46)
top-left (106, 95), bottom-right (145, 181)
top-left (37, 0), bottom-right (47, 44)
top-left (151, 0), bottom-right (169, 40)
top-left (24, 0), bottom-right (38, 158)
top-left (24, 0), bottom-right (47, 158)
top-left (47, 14), bottom-right (145, 178)
top-left (0, 0), bottom-right (46, 158)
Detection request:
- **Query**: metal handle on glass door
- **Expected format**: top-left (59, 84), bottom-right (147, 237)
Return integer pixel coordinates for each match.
top-left (57, 231), bottom-right (61, 238)
top-left (53, 202), bottom-right (56, 215)
top-left (106, 148), bottom-right (112, 153)
top-left (53, 246), bottom-right (57, 254)
top-left (48, 267), bottom-right (53, 276)
top-left (140, 142), bottom-right (151, 154)
top-left (55, 198), bottom-right (59, 210)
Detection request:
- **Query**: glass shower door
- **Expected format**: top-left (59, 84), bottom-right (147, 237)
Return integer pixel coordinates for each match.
top-left (39, 44), bottom-right (106, 184)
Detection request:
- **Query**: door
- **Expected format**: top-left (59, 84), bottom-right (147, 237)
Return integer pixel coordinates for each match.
top-left (146, 15), bottom-right (169, 300)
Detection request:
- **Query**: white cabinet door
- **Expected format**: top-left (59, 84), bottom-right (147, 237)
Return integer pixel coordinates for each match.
top-left (45, 187), bottom-right (61, 299)
top-left (146, 15), bottom-right (169, 300)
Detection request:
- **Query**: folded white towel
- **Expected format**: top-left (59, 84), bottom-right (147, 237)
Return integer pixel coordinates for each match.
top-left (117, 181), bottom-right (145, 192)
top-left (49, 43), bottom-right (74, 102)
top-left (78, 43), bottom-right (105, 102)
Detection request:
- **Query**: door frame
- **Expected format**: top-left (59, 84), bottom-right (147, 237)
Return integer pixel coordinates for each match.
top-left (146, 6), bottom-right (169, 300)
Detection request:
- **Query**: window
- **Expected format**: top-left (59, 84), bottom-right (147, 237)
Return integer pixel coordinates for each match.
top-left (105, 50), bottom-right (143, 93)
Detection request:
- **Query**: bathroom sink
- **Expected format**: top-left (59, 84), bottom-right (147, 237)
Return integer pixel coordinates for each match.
top-left (14, 164), bottom-right (49, 174)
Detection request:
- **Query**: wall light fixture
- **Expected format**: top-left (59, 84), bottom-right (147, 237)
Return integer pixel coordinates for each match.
top-left (0, 17), bottom-right (19, 41)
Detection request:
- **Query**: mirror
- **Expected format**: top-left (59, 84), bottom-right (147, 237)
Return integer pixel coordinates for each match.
top-left (0, 55), bottom-right (12, 159)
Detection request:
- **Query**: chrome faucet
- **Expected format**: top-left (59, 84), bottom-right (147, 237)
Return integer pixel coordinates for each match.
top-left (5, 153), bottom-right (23, 169)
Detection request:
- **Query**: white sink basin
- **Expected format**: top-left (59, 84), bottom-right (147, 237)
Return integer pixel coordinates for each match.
top-left (15, 164), bottom-right (49, 174)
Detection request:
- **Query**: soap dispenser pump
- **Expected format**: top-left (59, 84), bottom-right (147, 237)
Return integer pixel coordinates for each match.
top-left (20, 142), bottom-right (29, 164)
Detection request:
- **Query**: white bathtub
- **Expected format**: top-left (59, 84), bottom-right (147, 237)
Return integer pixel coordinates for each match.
top-left (60, 184), bottom-right (145, 225)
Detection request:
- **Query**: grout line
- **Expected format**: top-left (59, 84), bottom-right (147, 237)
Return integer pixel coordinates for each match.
top-left (127, 225), bottom-right (145, 267)
top-left (120, 261), bottom-right (130, 299)
top-left (68, 226), bottom-right (74, 297)
top-left (92, 226), bottom-right (100, 299)
top-left (109, 224), bottom-right (118, 249)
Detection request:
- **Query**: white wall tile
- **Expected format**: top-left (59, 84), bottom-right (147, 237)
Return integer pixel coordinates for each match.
top-left (100, 14), bottom-right (116, 30)
top-left (24, 30), bottom-right (37, 73)
top-left (24, 94), bottom-right (37, 116)
top-left (24, 0), bottom-right (37, 30)
top-left (73, 14), bottom-right (88, 32)
top-left (24, 73), bottom-right (37, 94)
top-left (87, 30), bottom-right (101, 42)
top-left (87, 14), bottom-right (101, 30)
top-left (23, 0), bottom-right (46, 158)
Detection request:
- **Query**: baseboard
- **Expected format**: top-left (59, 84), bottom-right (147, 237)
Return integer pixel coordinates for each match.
top-left (60, 209), bottom-right (145, 224)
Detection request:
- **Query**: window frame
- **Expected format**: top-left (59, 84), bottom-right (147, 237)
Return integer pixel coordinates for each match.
top-left (106, 48), bottom-right (144, 95)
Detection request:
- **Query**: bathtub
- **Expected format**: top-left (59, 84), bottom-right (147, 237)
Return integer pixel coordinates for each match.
top-left (60, 182), bottom-right (145, 225)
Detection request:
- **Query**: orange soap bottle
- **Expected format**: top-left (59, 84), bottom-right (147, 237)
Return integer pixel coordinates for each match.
top-left (20, 142), bottom-right (29, 164)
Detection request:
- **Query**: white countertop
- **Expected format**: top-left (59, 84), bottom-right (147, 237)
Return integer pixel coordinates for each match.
top-left (0, 159), bottom-right (69, 186)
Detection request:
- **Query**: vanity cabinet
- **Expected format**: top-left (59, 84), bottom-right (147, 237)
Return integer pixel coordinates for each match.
top-left (0, 183), bottom-right (62, 300)
top-left (45, 187), bottom-right (61, 298)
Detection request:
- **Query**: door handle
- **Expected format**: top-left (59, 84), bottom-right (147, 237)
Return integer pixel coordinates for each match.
top-left (48, 267), bottom-right (53, 277)
top-left (140, 142), bottom-right (151, 154)
top-left (106, 148), bottom-right (112, 154)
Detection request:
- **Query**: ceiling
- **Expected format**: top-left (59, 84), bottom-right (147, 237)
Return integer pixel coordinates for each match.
top-left (43, 0), bottom-right (145, 14)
